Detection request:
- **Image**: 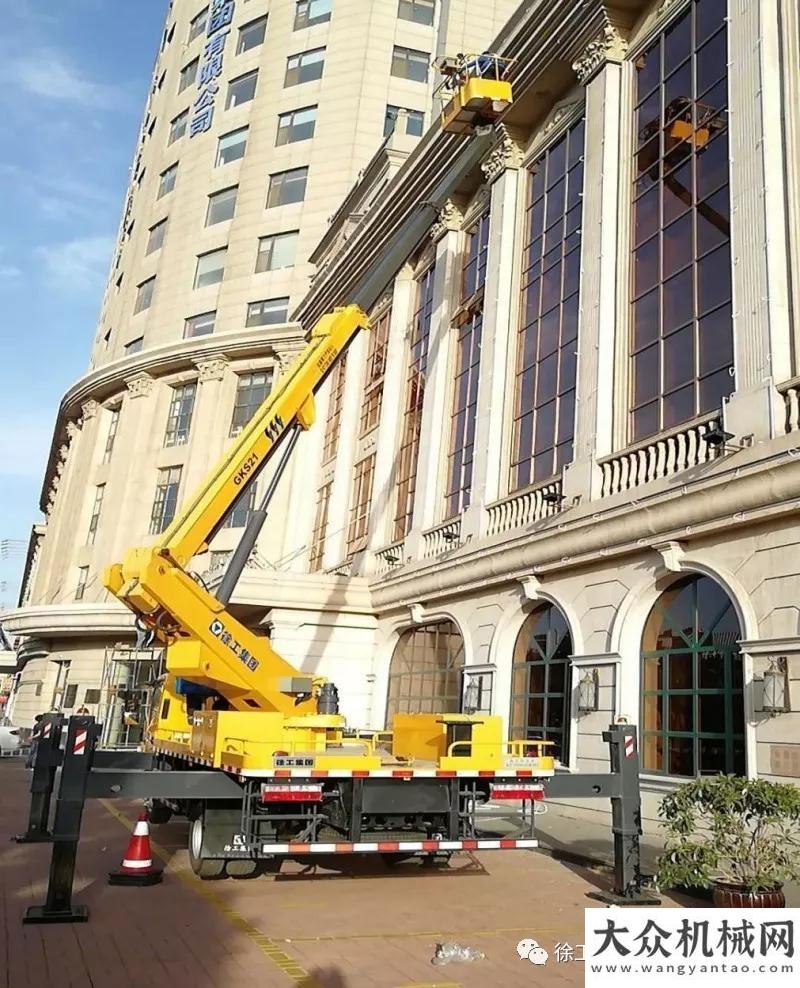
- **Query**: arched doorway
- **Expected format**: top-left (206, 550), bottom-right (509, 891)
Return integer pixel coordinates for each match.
top-left (510, 604), bottom-right (572, 762)
top-left (386, 620), bottom-right (465, 722)
top-left (641, 574), bottom-right (745, 777)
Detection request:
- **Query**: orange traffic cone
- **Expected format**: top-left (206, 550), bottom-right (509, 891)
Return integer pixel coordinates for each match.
top-left (108, 811), bottom-right (163, 886)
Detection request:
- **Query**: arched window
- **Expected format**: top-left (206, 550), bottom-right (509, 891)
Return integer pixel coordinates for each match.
top-left (641, 574), bottom-right (744, 777)
top-left (386, 620), bottom-right (464, 722)
top-left (510, 604), bottom-right (572, 761)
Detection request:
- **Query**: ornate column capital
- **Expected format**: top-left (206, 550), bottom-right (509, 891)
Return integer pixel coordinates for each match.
top-left (571, 24), bottom-right (630, 85)
top-left (480, 128), bottom-right (525, 184)
top-left (194, 355), bottom-right (228, 383)
top-left (80, 398), bottom-right (99, 422)
top-left (65, 420), bottom-right (81, 441)
top-left (125, 371), bottom-right (155, 399)
top-left (430, 199), bottom-right (464, 242)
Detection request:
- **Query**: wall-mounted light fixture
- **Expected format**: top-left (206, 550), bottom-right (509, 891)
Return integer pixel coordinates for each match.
top-left (762, 656), bottom-right (790, 714)
top-left (578, 668), bottom-right (599, 712)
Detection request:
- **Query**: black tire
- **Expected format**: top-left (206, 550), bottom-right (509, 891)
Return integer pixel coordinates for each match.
top-left (147, 801), bottom-right (172, 826)
top-left (188, 813), bottom-right (225, 879)
top-left (225, 858), bottom-right (261, 879)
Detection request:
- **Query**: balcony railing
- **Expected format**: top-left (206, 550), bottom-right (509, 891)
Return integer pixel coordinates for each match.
top-left (375, 540), bottom-right (405, 576)
top-left (781, 379), bottom-right (800, 434)
top-left (599, 416), bottom-right (720, 498)
top-left (485, 480), bottom-right (562, 537)
top-left (326, 561), bottom-right (353, 577)
top-left (422, 518), bottom-right (462, 558)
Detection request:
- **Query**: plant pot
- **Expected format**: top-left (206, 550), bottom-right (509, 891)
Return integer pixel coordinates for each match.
top-left (712, 882), bottom-right (785, 908)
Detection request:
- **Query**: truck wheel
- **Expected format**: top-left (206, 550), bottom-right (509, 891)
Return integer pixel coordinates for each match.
top-left (225, 859), bottom-right (260, 879)
top-left (188, 814), bottom-right (225, 879)
top-left (147, 801), bottom-right (172, 826)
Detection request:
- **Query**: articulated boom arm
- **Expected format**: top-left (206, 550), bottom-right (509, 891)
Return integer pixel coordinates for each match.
top-left (104, 305), bottom-right (368, 715)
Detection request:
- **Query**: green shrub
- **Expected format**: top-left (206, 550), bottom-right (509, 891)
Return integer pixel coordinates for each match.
top-left (655, 775), bottom-right (800, 893)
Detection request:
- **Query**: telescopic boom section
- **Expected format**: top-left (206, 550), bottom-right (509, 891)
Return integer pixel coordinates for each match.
top-left (103, 305), bottom-right (367, 715)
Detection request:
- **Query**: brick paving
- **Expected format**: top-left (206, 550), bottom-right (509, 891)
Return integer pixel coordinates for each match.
top-left (0, 760), bottom-right (677, 987)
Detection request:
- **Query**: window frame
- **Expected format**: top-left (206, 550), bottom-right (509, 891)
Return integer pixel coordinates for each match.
top-left (102, 408), bottom-right (120, 464)
top-left (145, 218), bottom-right (167, 255)
top-left (205, 185), bottom-right (238, 226)
top-left (184, 311), bottom-right (216, 338)
top-left (168, 109), bottom-right (189, 144)
top-left (284, 47), bottom-right (326, 87)
top-left (276, 105), bottom-right (318, 145)
top-left (149, 466), bottom-right (183, 535)
top-left (163, 382), bottom-right (197, 447)
top-left (294, 0), bottom-right (332, 31)
top-left (391, 46), bottom-right (430, 83)
top-left (86, 484), bottom-right (105, 546)
top-left (237, 15), bottom-right (268, 54)
top-left (255, 231), bottom-right (299, 272)
top-left (384, 105), bottom-right (425, 138)
top-left (346, 454), bottom-right (376, 556)
top-left (246, 298), bottom-right (290, 327)
top-left (194, 247), bottom-right (228, 289)
top-left (157, 163), bottom-right (178, 198)
top-left (230, 370), bottom-right (273, 437)
top-left (359, 306), bottom-right (391, 436)
top-left (216, 126), bottom-right (249, 166)
top-left (267, 167), bottom-right (309, 207)
top-left (134, 277), bottom-right (156, 315)
top-left (398, 0), bottom-right (435, 27)
top-left (226, 70), bottom-right (259, 110)
top-left (309, 481), bottom-right (333, 571)
top-left (178, 57), bottom-right (199, 94)
top-left (188, 6), bottom-right (208, 43)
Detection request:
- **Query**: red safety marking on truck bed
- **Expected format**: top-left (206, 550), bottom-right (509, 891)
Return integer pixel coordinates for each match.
top-left (260, 838), bottom-right (538, 855)
top-left (624, 735), bottom-right (636, 759)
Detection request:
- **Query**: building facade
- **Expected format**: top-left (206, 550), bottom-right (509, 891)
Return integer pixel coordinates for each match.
top-left (288, 0), bottom-right (799, 817)
top-left (3, 0), bottom-right (519, 725)
top-left (6, 0), bottom-right (800, 822)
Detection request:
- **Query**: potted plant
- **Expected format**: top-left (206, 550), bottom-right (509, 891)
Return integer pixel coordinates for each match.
top-left (655, 775), bottom-right (800, 907)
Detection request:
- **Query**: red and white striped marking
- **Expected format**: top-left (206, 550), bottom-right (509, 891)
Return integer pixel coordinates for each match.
top-left (260, 838), bottom-right (538, 856)
top-left (261, 784), bottom-right (323, 803)
top-left (73, 729), bottom-right (88, 756)
top-left (490, 783), bottom-right (544, 801)
top-left (40, 723), bottom-right (52, 740)
top-left (624, 735), bottom-right (636, 759)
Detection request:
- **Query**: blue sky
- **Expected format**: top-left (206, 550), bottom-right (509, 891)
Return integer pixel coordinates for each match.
top-left (0, 0), bottom-right (167, 608)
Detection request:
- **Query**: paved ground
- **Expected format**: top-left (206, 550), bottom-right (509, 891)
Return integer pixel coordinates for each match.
top-left (1, 760), bottom-right (686, 988)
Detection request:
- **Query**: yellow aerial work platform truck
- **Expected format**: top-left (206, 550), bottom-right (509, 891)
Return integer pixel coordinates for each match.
top-left (99, 57), bottom-right (557, 876)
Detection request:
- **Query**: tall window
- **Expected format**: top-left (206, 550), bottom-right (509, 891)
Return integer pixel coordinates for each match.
top-left (359, 307), bottom-right (390, 435)
top-left (158, 163), bottom-right (178, 198)
top-left (86, 485), bottom-right (105, 546)
top-left (223, 486), bottom-right (257, 528)
top-left (226, 70), bottom-right (258, 109)
top-left (146, 219), bottom-right (167, 255)
top-left (346, 454), bottom-right (375, 556)
top-left (384, 105), bottom-right (425, 138)
top-left (194, 248), bottom-right (227, 288)
top-left (256, 232), bottom-right (298, 272)
top-left (309, 481), bottom-right (332, 571)
top-left (391, 46), bottom-right (429, 83)
top-left (513, 117), bottom-right (584, 490)
top-left (216, 127), bottom-right (248, 165)
top-left (267, 167), bottom-right (309, 207)
top-left (164, 383), bottom-right (197, 447)
top-left (386, 621), bottom-right (464, 721)
top-left (246, 298), bottom-right (290, 327)
top-left (446, 212), bottom-right (489, 518)
top-left (149, 466), bottom-right (182, 535)
top-left (134, 277), bottom-right (156, 314)
top-left (277, 106), bottom-right (317, 145)
top-left (510, 604), bottom-right (573, 763)
top-left (322, 356), bottom-right (347, 462)
top-left (285, 48), bottom-right (325, 86)
top-left (641, 574), bottom-right (744, 777)
top-left (394, 265), bottom-right (434, 540)
top-left (184, 311), bottom-right (216, 338)
top-left (398, 0), bottom-right (435, 26)
top-left (238, 15), bottom-right (267, 54)
top-left (206, 186), bottom-right (238, 225)
top-left (630, 0), bottom-right (732, 442)
top-left (75, 566), bottom-right (90, 601)
top-left (168, 109), bottom-right (188, 144)
top-left (230, 371), bottom-right (272, 436)
top-left (102, 408), bottom-right (120, 464)
top-left (294, 0), bottom-right (331, 30)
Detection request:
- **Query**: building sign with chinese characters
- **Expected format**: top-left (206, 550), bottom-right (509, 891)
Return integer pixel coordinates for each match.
top-left (585, 909), bottom-right (797, 988)
top-left (190, 0), bottom-right (236, 137)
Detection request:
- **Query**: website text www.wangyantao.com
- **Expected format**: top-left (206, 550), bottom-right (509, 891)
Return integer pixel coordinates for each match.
top-left (590, 962), bottom-right (795, 977)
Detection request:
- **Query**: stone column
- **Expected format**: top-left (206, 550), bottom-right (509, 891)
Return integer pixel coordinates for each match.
top-left (408, 202), bottom-right (464, 551)
top-left (182, 356), bottom-right (228, 496)
top-left (462, 134), bottom-right (524, 540)
top-left (365, 272), bottom-right (415, 558)
top-left (722, 0), bottom-right (788, 440)
top-left (322, 331), bottom-right (368, 570)
top-left (561, 35), bottom-right (627, 502)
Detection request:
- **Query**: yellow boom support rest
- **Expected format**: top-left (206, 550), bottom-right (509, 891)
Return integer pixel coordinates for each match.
top-left (104, 304), bottom-right (368, 716)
